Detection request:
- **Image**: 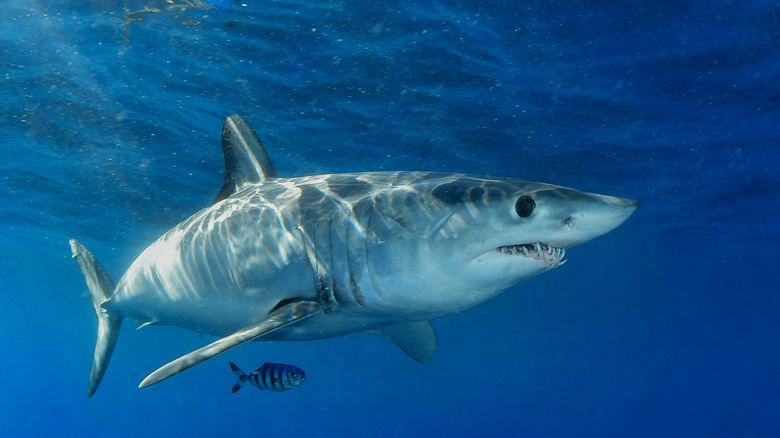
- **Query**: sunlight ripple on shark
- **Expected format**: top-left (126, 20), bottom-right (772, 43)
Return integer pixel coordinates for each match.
top-left (70, 115), bottom-right (640, 396)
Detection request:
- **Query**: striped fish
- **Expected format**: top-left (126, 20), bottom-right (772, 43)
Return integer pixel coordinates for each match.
top-left (229, 361), bottom-right (306, 393)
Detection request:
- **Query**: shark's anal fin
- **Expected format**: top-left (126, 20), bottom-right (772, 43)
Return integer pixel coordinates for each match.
top-left (138, 301), bottom-right (322, 389)
top-left (213, 114), bottom-right (279, 204)
top-left (365, 321), bottom-right (437, 362)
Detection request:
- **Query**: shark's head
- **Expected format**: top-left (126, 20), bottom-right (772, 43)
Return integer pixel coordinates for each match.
top-left (364, 174), bottom-right (640, 318)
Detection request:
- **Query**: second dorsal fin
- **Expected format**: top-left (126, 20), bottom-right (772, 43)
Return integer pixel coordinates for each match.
top-left (213, 114), bottom-right (279, 204)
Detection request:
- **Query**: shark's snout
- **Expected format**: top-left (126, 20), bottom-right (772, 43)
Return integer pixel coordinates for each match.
top-left (553, 194), bottom-right (640, 248)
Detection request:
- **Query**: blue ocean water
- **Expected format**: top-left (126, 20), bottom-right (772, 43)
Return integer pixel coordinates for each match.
top-left (1, 0), bottom-right (778, 436)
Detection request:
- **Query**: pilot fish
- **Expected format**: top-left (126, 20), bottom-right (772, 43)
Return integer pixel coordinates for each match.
top-left (229, 361), bottom-right (306, 393)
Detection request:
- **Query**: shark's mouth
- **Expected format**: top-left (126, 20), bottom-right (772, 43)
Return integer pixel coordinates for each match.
top-left (495, 243), bottom-right (567, 268)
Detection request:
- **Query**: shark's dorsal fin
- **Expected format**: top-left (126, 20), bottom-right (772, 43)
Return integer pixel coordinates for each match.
top-left (138, 301), bottom-right (322, 389)
top-left (365, 321), bottom-right (437, 362)
top-left (213, 114), bottom-right (279, 204)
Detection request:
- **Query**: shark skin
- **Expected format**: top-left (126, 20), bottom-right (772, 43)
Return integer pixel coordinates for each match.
top-left (70, 114), bottom-right (640, 396)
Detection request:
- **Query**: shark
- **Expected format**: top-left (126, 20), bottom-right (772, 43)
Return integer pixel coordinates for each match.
top-left (70, 114), bottom-right (639, 397)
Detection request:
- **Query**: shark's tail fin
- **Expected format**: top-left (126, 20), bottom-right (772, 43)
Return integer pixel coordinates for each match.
top-left (229, 362), bottom-right (249, 393)
top-left (69, 239), bottom-right (123, 398)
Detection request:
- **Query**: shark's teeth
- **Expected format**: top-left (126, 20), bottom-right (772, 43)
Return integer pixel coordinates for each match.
top-left (496, 243), bottom-right (566, 267)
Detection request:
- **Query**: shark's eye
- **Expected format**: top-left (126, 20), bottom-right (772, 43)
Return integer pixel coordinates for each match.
top-left (515, 195), bottom-right (535, 218)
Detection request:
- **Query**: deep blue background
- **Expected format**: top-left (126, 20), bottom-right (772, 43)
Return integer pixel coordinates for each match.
top-left (1, 0), bottom-right (778, 436)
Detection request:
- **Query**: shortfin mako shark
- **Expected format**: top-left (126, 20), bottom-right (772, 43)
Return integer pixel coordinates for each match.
top-left (70, 115), bottom-right (639, 396)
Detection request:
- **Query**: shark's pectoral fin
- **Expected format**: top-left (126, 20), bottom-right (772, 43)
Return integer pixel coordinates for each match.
top-left (365, 321), bottom-right (437, 362)
top-left (139, 301), bottom-right (322, 389)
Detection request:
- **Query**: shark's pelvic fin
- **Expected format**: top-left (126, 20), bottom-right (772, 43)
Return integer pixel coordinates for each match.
top-left (365, 321), bottom-right (437, 362)
top-left (213, 114), bottom-right (279, 203)
top-left (138, 300), bottom-right (322, 389)
top-left (69, 239), bottom-right (123, 398)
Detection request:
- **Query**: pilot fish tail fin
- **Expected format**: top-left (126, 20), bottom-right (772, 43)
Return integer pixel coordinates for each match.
top-left (229, 362), bottom-right (249, 393)
top-left (69, 239), bottom-right (123, 398)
